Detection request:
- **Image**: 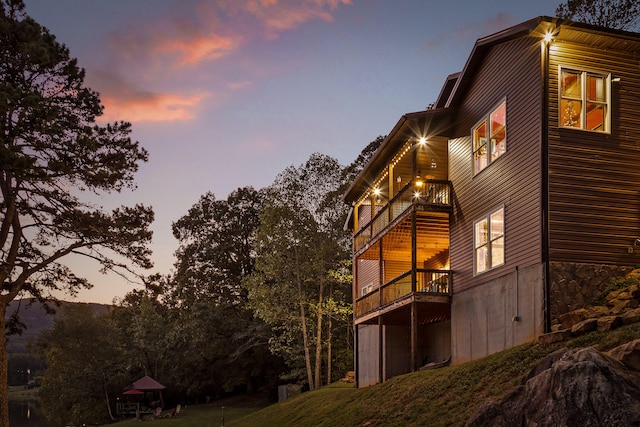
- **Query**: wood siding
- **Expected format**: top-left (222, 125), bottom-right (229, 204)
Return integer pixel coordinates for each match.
top-left (449, 36), bottom-right (543, 294)
top-left (547, 38), bottom-right (640, 265)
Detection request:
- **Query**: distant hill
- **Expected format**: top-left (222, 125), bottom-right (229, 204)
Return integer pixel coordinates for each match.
top-left (5, 299), bottom-right (110, 354)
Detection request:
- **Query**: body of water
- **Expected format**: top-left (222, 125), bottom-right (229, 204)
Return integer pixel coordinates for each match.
top-left (9, 400), bottom-right (54, 427)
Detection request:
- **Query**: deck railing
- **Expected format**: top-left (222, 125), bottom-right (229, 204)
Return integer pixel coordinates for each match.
top-left (354, 180), bottom-right (451, 253)
top-left (355, 269), bottom-right (451, 318)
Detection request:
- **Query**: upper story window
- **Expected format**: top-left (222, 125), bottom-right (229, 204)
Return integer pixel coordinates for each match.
top-left (560, 68), bottom-right (610, 132)
top-left (473, 100), bottom-right (506, 175)
top-left (474, 206), bottom-right (505, 275)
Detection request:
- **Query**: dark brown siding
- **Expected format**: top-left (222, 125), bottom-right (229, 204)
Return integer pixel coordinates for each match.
top-left (548, 39), bottom-right (640, 265)
top-left (449, 36), bottom-right (543, 294)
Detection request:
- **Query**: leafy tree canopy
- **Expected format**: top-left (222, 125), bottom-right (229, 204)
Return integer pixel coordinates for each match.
top-left (556, 0), bottom-right (640, 30)
top-left (245, 153), bottom-right (352, 389)
top-left (36, 305), bottom-right (129, 426)
top-left (170, 187), bottom-right (263, 306)
top-left (0, 1), bottom-right (153, 423)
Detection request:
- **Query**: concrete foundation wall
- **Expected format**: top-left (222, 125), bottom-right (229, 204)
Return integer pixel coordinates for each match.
top-left (383, 325), bottom-right (410, 380)
top-left (356, 324), bottom-right (380, 387)
top-left (356, 319), bottom-right (452, 387)
top-left (419, 320), bottom-right (451, 366)
top-left (451, 263), bottom-right (545, 365)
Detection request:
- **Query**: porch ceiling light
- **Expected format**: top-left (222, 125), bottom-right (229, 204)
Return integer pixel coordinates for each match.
top-left (415, 174), bottom-right (424, 188)
top-left (543, 32), bottom-right (553, 43)
top-left (418, 137), bottom-right (427, 145)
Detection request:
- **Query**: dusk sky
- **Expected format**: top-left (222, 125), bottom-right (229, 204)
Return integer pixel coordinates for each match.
top-left (24, 0), bottom-right (562, 304)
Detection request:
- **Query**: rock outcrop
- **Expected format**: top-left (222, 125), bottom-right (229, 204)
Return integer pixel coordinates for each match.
top-left (466, 345), bottom-right (640, 426)
top-left (540, 275), bottom-right (640, 344)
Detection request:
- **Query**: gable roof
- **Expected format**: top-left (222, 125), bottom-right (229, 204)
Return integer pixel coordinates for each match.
top-left (445, 16), bottom-right (640, 108)
top-left (343, 16), bottom-right (640, 205)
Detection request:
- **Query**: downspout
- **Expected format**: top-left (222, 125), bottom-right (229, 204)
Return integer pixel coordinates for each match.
top-left (513, 266), bottom-right (520, 322)
top-left (541, 32), bottom-right (551, 333)
top-left (353, 255), bottom-right (359, 388)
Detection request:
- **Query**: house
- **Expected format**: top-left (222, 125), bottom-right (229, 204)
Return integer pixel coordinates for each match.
top-left (343, 16), bottom-right (640, 387)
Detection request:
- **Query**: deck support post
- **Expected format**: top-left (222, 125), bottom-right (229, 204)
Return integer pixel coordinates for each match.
top-left (378, 316), bottom-right (384, 383)
top-left (411, 302), bottom-right (418, 371)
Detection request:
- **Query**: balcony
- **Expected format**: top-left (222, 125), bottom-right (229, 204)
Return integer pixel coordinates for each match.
top-left (355, 269), bottom-right (451, 320)
top-left (354, 180), bottom-right (452, 254)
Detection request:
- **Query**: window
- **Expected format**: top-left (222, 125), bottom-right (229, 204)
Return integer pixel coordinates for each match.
top-left (560, 68), bottom-right (610, 132)
top-left (474, 207), bottom-right (505, 274)
top-left (361, 283), bottom-right (373, 297)
top-left (473, 101), bottom-right (506, 174)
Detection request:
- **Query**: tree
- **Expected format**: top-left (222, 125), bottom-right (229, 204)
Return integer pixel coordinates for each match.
top-left (245, 153), bottom-right (352, 390)
top-left (170, 188), bottom-right (263, 306)
top-left (112, 286), bottom-right (172, 382)
top-left (556, 0), bottom-right (640, 30)
top-left (36, 305), bottom-right (129, 426)
top-left (166, 187), bottom-right (283, 398)
top-left (0, 1), bottom-right (153, 423)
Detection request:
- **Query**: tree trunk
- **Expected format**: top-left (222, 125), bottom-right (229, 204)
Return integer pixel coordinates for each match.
top-left (327, 315), bottom-right (332, 384)
top-left (245, 372), bottom-right (255, 395)
top-left (314, 282), bottom-right (324, 389)
top-left (299, 302), bottom-right (314, 390)
top-left (104, 385), bottom-right (115, 420)
top-left (0, 303), bottom-right (8, 427)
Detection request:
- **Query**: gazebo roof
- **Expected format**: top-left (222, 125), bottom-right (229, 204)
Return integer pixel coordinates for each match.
top-left (125, 375), bottom-right (167, 391)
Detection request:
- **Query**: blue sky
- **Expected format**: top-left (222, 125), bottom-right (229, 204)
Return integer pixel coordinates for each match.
top-left (23, 0), bottom-right (562, 303)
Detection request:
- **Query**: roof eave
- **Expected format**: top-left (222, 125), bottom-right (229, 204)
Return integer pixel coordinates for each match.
top-left (343, 107), bottom-right (453, 204)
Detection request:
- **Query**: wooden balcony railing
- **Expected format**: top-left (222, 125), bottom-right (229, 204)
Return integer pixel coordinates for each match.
top-left (354, 180), bottom-right (451, 253)
top-left (354, 269), bottom-right (451, 318)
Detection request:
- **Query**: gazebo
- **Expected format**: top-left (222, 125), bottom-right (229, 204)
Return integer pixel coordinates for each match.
top-left (118, 376), bottom-right (167, 416)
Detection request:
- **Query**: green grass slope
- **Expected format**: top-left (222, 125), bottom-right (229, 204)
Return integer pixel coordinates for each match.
top-left (227, 322), bottom-right (640, 427)
top-left (107, 322), bottom-right (640, 427)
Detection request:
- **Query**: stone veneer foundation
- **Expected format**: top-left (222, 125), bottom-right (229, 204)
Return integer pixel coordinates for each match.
top-left (549, 261), bottom-right (634, 326)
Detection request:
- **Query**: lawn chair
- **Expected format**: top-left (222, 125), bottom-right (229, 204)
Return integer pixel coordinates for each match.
top-left (152, 407), bottom-right (163, 419)
top-left (170, 404), bottom-right (181, 417)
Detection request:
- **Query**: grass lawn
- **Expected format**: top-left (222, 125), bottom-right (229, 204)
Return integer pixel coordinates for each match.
top-left (226, 322), bottom-right (640, 427)
top-left (112, 403), bottom-right (264, 427)
top-left (7, 385), bottom-right (39, 401)
top-left (21, 321), bottom-right (640, 427)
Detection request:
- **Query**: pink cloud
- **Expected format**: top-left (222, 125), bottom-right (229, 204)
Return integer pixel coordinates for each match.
top-left (91, 0), bottom-right (353, 123)
top-left (95, 81), bottom-right (210, 122)
top-left (108, 0), bottom-right (354, 69)
top-left (227, 80), bottom-right (254, 90)
top-left (155, 34), bottom-right (239, 66)
top-left (89, 69), bottom-right (209, 123)
top-left (240, 0), bottom-right (353, 36)
top-left (99, 91), bottom-right (208, 123)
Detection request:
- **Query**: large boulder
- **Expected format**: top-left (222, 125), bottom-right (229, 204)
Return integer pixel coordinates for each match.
top-left (608, 339), bottom-right (640, 371)
top-left (466, 347), bottom-right (640, 426)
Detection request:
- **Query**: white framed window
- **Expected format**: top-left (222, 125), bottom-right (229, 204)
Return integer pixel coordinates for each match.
top-left (474, 206), bottom-right (505, 275)
top-left (361, 283), bottom-right (373, 297)
top-left (559, 67), bottom-right (610, 132)
top-left (473, 100), bottom-right (506, 175)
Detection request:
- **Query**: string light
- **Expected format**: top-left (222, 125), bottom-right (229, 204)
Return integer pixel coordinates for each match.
top-left (355, 135), bottom-right (423, 206)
